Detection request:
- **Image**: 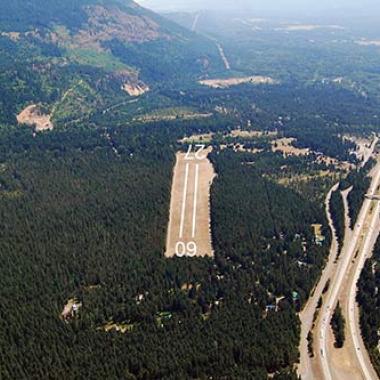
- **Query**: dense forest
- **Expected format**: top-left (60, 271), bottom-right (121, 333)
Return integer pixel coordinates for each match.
top-left (0, 120), bottom-right (330, 379)
top-left (340, 159), bottom-right (374, 228)
top-left (329, 189), bottom-right (345, 254)
top-left (331, 302), bottom-right (346, 348)
top-left (357, 236), bottom-right (380, 376)
top-left (1, 1), bottom-right (380, 378)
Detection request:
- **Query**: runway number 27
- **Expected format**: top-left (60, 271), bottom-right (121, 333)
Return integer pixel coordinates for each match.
top-left (185, 144), bottom-right (206, 160)
top-left (175, 241), bottom-right (197, 257)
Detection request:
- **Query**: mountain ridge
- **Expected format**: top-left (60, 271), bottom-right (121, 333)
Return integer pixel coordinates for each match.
top-left (0, 0), bottom-right (225, 126)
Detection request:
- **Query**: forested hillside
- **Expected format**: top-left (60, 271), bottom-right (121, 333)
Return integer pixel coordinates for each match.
top-left (0, 120), bottom-right (330, 379)
top-left (0, 0), bottom-right (224, 127)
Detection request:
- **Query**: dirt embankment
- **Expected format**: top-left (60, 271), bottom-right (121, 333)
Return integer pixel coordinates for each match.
top-left (122, 83), bottom-right (149, 97)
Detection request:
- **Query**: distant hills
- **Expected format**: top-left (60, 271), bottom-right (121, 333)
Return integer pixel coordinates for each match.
top-left (0, 0), bottom-right (225, 126)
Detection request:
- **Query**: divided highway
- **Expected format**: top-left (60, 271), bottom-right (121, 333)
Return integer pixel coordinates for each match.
top-left (318, 157), bottom-right (380, 380)
top-left (299, 138), bottom-right (380, 380)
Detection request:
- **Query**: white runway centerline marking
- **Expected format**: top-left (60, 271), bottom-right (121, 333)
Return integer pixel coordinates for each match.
top-left (192, 164), bottom-right (200, 238)
top-left (179, 163), bottom-right (190, 239)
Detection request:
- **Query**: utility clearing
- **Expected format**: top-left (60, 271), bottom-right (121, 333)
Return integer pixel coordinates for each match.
top-left (165, 146), bottom-right (215, 258)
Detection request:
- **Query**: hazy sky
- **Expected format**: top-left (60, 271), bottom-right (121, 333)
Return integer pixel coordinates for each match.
top-left (136, 0), bottom-right (378, 13)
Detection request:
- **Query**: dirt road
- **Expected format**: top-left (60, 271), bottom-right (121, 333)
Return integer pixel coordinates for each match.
top-left (216, 43), bottom-right (231, 70)
top-left (191, 13), bottom-right (200, 32)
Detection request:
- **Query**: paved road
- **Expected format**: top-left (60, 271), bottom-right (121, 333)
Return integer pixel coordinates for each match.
top-left (318, 157), bottom-right (380, 380)
top-left (347, 177), bottom-right (380, 380)
top-left (298, 183), bottom-right (339, 380)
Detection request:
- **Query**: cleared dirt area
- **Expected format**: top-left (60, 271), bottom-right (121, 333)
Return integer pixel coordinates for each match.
top-left (199, 76), bottom-right (278, 89)
top-left (179, 129), bottom-right (277, 144)
top-left (179, 133), bottom-right (214, 144)
top-left (278, 24), bottom-right (344, 32)
top-left (122, 82), bottom-right (149, 97)
top-left (356, 40), bottom-right (380, 47)
top-left (60, 298), bottom-right (82, 321)
top-left (344, 134), bottom-right (378, 167)
top-left (98, 321), bottom-right (134, 334)
top-left (228, 129), bottom-right (277, 138)
top-left (0, 31), bottom-right (21, 41)
top-left (133, 111), bottom-right (212, 123)
top-left (165, 146), bottom-right (215, 258)
top-left (50, 5), bottom-right (166, 51)
top-left (232, 144), bottom-right (263, 154)
top-left (272, 137), bottom-right (310, 156)
top-left (276, 170), bottom-right (332, 186)
top-left (17, 105), bottom-right (54, 131)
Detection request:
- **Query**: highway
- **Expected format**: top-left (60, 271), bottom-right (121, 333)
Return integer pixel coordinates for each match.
top-left (317, 156), bottom-right (380, 380)
top-left (347, 181), bottom-right (380, 380)
top-left (298, 183), bottom-right (339, 380)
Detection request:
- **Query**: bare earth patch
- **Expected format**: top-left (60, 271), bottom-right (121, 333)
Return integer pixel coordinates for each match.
top-left (109, 70), bottom-right (149, 97)
top-left (233, 144), bottom-right (263, 154)
top-left (199, 76), bottom-right (278, 89)
top-left (276, 170), bottom-right (332, 186)
top-left (165, 147), bottom-right (215, 258)
top-left (98, 321), bottom-right (134, 334)
top-left (272, 138), bottom-right (310, 157)
top-left (50, 5), bottom-right (168, 52)
top-left (343, 134), bottom-right (376, 166)
top-left (356, 39), bottom-right (380, 47)
top-left (0, 31), bottom-right (21, 41)
top-left (315, 155), bottom-right (355, 171)
top-left (122, 82), bottom-right (150, 97)
top-left (17, 105), bottom-right (54, 131)
top-left (60, 298), bottom-right (82, 321)
top-left (228, 129), bottom-right (278, 139)
top-left (179, 133), bottom-right (214, 144)
top-left (277, 24), bottom-right (344, 32)
top-left (134, 111), bottom-right (212, 123)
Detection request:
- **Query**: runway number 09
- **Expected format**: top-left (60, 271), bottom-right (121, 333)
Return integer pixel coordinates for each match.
top-left (175, 241), bottom-right (197, 257)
